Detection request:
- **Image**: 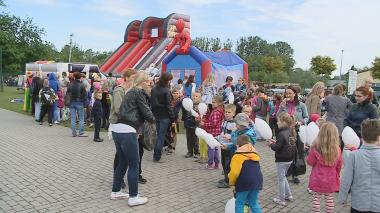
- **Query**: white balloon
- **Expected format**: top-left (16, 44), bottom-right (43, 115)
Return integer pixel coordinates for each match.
top-left (299, 125), bottom-right (307, 144)
top-left (182, 98), bottom-right (193, 111)
top-left (306, 122), bottom-right (319, 146)
top-left (195, 127), bottom-right (207, 138)
top-left (204, 133), bottom-right (218, 149)
top-left (228, 93), bottom-right (234, 104)
top-left (342, 126), bottom-right (360, 148)
top-left (255, 118), bottom-right (272, 139)
top-left (198, 102), bottom-right (208, 116)
top-left (225, 198), bottom-right (235, 213)
top-left (191, 109), bottom-right (199, 117)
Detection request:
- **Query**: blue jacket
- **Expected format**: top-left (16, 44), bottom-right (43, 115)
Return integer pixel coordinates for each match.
top-left (338, 144), bottom-right (380, 212)
top-left (48, 73), bottom-right (59, 93)
top-left (228, 127), bottom-right (256, 153)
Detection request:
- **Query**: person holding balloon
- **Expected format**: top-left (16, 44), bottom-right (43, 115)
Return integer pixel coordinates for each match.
top-left (182, 92), bottom-right (202, 158)
top-left (344, 86), bottom-right (379, 140)
top-left (200, 96), bottom-right (225, 169)
top-left (268, 112), bottom-right (297, 206)
top-left (278, 85), bottom-right (309, 184)
top-left (306, 122), bottom-right (342, 213)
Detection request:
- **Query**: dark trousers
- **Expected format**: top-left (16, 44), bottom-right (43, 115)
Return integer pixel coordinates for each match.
top-left (221, 149), bottom-right (232, 182)
top-left (39, 104), bottom-right (53, 124)
top-left (111, 132), bottom-right (139, 196)
top-left (185, 127), bottom-right (199, 155)
top-left (351, 208), bottom-right (377, 213)
top-left (113, 136), bottom-right (144, 177)
top-left (94, 117), bottom-right (101, 139)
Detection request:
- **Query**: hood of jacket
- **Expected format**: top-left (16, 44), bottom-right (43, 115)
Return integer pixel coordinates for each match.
top-left (235, 144), bottom-right (260, 161)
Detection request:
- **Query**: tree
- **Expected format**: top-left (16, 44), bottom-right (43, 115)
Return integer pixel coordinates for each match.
top-left (289, 68), bottom-right (319, 88)
top-left (371, 57), bottom-right (380, 80)
top-left (310, 56), bottom-right (336, 76)
top-left (0, 13), bottom-right (56, 75)
top-left (0, 0), bottom-right (5, 7)
top-left (223, 38), bottom-right (233, 50)
top-left (262, 56), bottom-right (285, 83)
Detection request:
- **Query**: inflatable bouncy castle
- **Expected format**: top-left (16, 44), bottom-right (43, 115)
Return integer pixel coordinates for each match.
top-left (162, 47), bottom-right (248, 88)
top-left (100, 13), bottom-right (190, 76)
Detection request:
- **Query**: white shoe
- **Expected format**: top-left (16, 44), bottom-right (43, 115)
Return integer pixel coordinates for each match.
top-left (273, 198), bottom-right (286, 206)
top-left (54, 121), bottom-right (59, 124)
top-left (285, 196), bottom-right (294, 201)
top-left (110, 191), bottom-right (129, 200)
top-left (128, 195), bottom-right (148, 206)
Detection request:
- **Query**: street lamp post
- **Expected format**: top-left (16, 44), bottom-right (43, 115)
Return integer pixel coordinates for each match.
top-left (68, 33), bottom-right (74, 63)
top-left (339, 49), bottom-right (344, 80)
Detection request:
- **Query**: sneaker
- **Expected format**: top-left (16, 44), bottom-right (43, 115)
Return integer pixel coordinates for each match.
top-left (78, 133), bottom-right (88, 137)
top-left (128, 195), bottom-right (148, 206)
top-left (214, 164), bottom-right (220, 169)
top-left (307, 188), bottom-right (313, 194)
top-left (49, 123), bottom-right (53, 127)
top-left (285, 196), bottom-right (294, 201)
top-left (93, 138), bottom-right (104, 142)
top-left (185, 153), bottom-right (193, 158)
top-left (193, 154), bottom-right (200, 159)
top-left (39, 122), bottom-right (43, 125)
top-left (110, 191), bottom-right (129, 200)
top-left (218, 179), bottom-right (226, 183)
top-left (54, 121), bottom-right (59, 124)
top-left (206, 164), bottom-right (214, 170)
top-left (138, 176), bottom-right (147, 184)
top-left (293, 177), bottom-right (300, 184)
top-left (273, 198), bottom-right (286, 206)
top-left (217, 180), bottom-right (230, 188)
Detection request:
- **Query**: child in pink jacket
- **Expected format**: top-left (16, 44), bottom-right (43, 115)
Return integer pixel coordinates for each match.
top-left (306, 122), bottom-right (342, 213)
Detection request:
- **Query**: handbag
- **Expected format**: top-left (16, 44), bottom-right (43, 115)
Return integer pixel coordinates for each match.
top-left (287, 135), bottom-right (306, 176)
top-left (141, 122), bottom-right (157, 151)
top-left (64, 92), bottom-right (71, 107)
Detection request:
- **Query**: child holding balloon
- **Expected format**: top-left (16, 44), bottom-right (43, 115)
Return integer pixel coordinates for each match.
top-left (268, 112), bottom-right (297, 206)
top-left (200, 96), bottom-right (225, 169)
top-left (306, 122), bottom-right (342, 213)
top-left (183, 92), bottom-right (202, 158)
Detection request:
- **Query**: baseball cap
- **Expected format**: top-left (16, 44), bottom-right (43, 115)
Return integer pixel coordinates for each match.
top-left (234, 113), bottom-right (250, 127)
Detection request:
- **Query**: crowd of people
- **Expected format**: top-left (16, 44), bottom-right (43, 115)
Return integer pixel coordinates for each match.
top-left (25, 70), bottom-right (380, 212)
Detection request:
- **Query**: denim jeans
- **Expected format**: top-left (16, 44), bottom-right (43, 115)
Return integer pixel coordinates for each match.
top-left (70, 101), bottom-right (85, 136)
top-left (34, 102), bottom-right (41, 121)
top-left (112, 132), bottom-right (139, 197)
top-left (52, 102), bottom-right (58, 122)
top-left (276, 161), bottom-right (292, 201)
top-left (235, 190), bottom-right (261, 213)
top-left (154, 118), bottom-right (170, 161)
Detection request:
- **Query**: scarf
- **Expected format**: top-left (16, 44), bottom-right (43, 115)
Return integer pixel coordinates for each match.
top-left (287, 100), bottom-right (296, 116)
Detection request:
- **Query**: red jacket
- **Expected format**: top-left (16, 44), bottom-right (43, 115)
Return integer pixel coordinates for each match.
top-left (307, 147), bottom-right (342, 193)
top-left (202, 107), bottom-right (224, 137)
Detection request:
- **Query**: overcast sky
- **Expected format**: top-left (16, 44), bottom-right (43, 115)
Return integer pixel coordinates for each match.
top-left (4, 0), bottom-right (380, 76)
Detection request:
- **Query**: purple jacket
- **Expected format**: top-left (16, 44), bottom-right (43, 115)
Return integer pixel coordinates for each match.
top-left (307, 147), bottom-right (342, 193)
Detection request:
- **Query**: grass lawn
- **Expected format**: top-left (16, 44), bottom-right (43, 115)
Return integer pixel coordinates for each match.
top-left (0, 86), bottom-right (28, 115)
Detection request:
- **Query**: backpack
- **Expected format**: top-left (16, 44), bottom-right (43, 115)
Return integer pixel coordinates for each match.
top-left (40, 88), bottom-right (55, 106)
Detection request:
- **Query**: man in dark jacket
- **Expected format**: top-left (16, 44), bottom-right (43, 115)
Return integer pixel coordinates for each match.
top-left (31, 72), bottom-right (43, 120)
top-left (67, 72), bottom-right (87, 137)
top-left (150, 72), bottom-right (174, 162)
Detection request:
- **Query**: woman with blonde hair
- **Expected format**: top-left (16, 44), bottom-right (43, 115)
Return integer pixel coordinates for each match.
top-left (305, 81), bottom-right (325, 117)
top-left (200, 73), bottom-right (218, 105)
top-left (110, 71), bottom-right (154, 206)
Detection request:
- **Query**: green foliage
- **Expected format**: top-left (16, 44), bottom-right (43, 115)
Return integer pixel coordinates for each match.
top-left (371, 57), bottom-right (380, 80)
top-left (310, 56), bottom-right (336, 76)
top-left (0, 0), bottom-right (5, 7)
top-left (0, 13), bottom-right (55, 75)
top-left (289, 68), bottom-right (319, 88)
top-left (192, 37), bottom-right (235, 52)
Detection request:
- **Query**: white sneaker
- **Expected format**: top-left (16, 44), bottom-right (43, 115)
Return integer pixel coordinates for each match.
top-left (273, 198), bottom-right (286, 206)
top-left (128, 195), bottom-right (148, 206)
top-left (285, 196), bottom-right (294, 201)
top-left (110, 191), bottom-right (129, 200)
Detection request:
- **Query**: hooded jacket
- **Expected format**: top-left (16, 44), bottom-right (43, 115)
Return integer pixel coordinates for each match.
top-left (48, 73), bottom-right (59, 93)
top-left (228, 127), bottom-right (256, 153)
top-left (270, 128), bottom-right (296, 162)
top-left (228, 144), bottom-right (263, 192)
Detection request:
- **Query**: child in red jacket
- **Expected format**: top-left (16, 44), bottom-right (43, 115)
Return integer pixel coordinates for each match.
top-left (307, 122), bottom-right (342, 213)
top-left (201, 96), bottom-right (224, 169)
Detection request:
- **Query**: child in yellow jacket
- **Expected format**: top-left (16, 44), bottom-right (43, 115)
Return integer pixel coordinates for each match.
top-left (228, 135), bottom-right (263, 213)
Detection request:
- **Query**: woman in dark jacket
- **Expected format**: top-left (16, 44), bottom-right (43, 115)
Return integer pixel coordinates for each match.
top-left (150, 72), bottom-right (174, 162)
top-left (111, 72), bottom-right (155, 206)
top-left (31, 72), bottom-right (43, 120)
top-left (345, 86), bottom-right (379, 138)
